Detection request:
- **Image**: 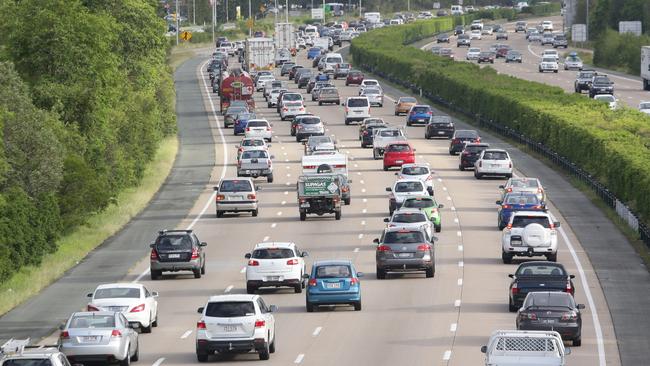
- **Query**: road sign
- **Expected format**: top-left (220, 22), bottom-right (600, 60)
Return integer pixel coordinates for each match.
top-left (311, 8), bottom-right (324, 20)
top-left (619, 21), bottom-right (642, 36)
top-left (571, 24), bottom-right (586, 42)
top-left (180, 31), bottom-right (192, 41)
top-left (433, 2), bottom-right (440, 9)
top-left (246, 18), bottom-right (254, 29)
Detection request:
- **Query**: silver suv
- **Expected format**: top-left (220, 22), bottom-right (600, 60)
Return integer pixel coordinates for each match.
top-left (295, 116), bottom-right (325, 142)
top-left (214, 178), bottom-right (259, 217)
top-left (149, 229), bottom-right (207, 280)
top-left (374, 227), bottom-right (435, 279)
top-left (1, 340), bottom-right (71, 366)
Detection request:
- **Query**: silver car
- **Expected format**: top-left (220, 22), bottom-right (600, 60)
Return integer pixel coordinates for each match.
top-left (361, 87), bottom-right (384, 107)
top-left (500, 177), bottom-right (546, 202)
top-left (384, 208), bottom-right (433, 239)
top-left (237, 137), bottom-right (269, 160)
top-left (59, 311), bottom-right (138, 365)
top-left (214, 178), bottom-right (259, 217)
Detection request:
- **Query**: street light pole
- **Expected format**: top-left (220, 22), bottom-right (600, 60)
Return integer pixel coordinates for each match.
top-left (286, 0), bottom-right (289, 23)
top-left (226, 0), bottom-right (229, 23)
top-left (193, 0), bottom-right (196, 24)
top-left (175, 0), bottom-right (179, 45)
top-left (275, 0), bottom-right (278, 23)
top-left (249, 0), bottom-right (252, 37)
top-left (359, 0), bottom-right (361, 17)
top-left (212, 0), bottom-right (215, 44)
top-left (585, 0), bottom-right (589, 41)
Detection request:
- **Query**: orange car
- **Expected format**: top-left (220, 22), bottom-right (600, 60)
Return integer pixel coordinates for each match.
top-left (394, 96), bottom-right (417, 116)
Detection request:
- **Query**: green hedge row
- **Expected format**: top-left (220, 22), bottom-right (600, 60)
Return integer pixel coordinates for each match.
top-left (593, 29), bottom-right (650, 75)
top-left (350, 17), bottom-right (650, 225)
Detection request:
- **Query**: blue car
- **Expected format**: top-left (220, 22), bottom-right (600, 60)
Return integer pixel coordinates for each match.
top-left (406, 104), bottom-right (434, 126)
top-left (305, 260), bottom-right (363, 312)
top-left (496, 192), bottom-right (546, 230)
top-left (233, 112), bottom-right (257, 135)
top-left (307, 47), bottom-right (322, 59)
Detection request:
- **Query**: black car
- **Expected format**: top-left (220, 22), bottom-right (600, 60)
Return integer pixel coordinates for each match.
top-left (149, 229), bottom-right (207, 280)
top-left (477, 51), bottom-right (495, 64)
top-left (589, 74), bottom-right (614, 98)
top-left (505, 50), bottom-right (522, 63)
top-left (312, 54), bottom-right (323, 68)
top-left (516, 292), bottom-right (584, 346)
top-left (297, 72), bottom-right (313, 88)
top-left (437, 33), bottom-right (450, 43)
top-left (574, 69), bottom-right (596, 93)
top-left (436, 10), bottom-right (448, 17)
top-left (454, 25), bottom-right (465, 35)
top-left (360, 123), bottom-right (388, 148)
top-left (458, 143), bottom-right (489, 170)
top-left (280, 62), bottom-right (296, 76)
top-left (424, 115), bottom-right (455, 139)
top-left (449, 130), bottom-right (480, 155)
top-left (508, 261), bottom-right (575, 312)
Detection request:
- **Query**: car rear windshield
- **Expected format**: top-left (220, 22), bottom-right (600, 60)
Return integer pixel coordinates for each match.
top-left (393, 213), bottom-right (427, 223)
top-left (220, 180), bottom-right (253, 192)
top-left (364, 80), bottom-right (378, 86)
top-left (378, 129), bottom-right (401, 137)
top-left (482, 151), bottom-right (508, 160)
top-left (227, 107), bottom-right (247, 115)
top-left (402, 166), bottom-right (428, 175)
top-left (316, 265), bottom-right (351, 278)
top-left (363, 89), bottom-right (380, 95)
top-left (320, 88), bottom-right (337, 95)
top-left (283, 93), bottom-right (302, 101)
top-left (69, 314), bottom-right (115, 328)
top-left (252, 248), bottom-right (294, 259)
top-left (400, 97), bottom-right (417, 103)
top-left (242, 139), bottom-right (265, 147)
top-left (308, 136), bottom-right (332, 144)
top-left (241, 150), bottom-right (268, 159)
top-left (579, 72), bottom-right (595, 78)
top-left (505, 194), bottom-right (540, 205)
top-left (383, 231), bottom-right (425, 243)
top-left (511, 216), bottom-right (551, 228)
top-left (247, 121), bottom-right (268, 127)
top-left (464, 145), bottom-right (488, 153)
top-left (300, 117), bottom-right (321, 124)
top-left (347, 98), bottom-right (369, 107)
top-left (525, 293), bottom-right (574, 308)
top-left (94, 287), bottom-right (140, 299)
top-left (3, 360), bottom-right (53, 366)
top-left (156, 234), bottom-right (192, 251)
top-left (395, 181), bottom-right (424, 192)
top-left (237, 113), bottom-right (255, 120)
top-left (286, 102), bottom-right (303, 107)
top-left (387, 144), bottom-right (411, 152)
top-left (205, 301), bottom-right (255, 317)
top-left (403, 198), bottom-right (435, 208)
top-left (510, 178), bottom-right (540, 189)
top-left (455, 130), bottom-right (478, 138)
top-left (516, 264), bottom-right (566, 276)
top-left (412, 106), bottom-right (430, 113)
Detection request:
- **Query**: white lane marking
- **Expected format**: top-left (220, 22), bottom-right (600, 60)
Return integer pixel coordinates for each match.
top-left (454, 299), bottom-right (461, 307)
top-left (362, 209), bottom-right (367, 214)
top-left (284, 191), bottom-right (289, 195)
top-left (451, 206), bottom-right (456, 211)
top-left (457, 278), bottom-right (463, 286)
top-left (363, 198), bottom-right (368, 203)
top-left (437, 178), bottom-right (442, 182)
top-left (285, 159), bottom-right (289, 162)
top-left (294, 354), bottom-right (305, 364)
top-left (277, 211), bottom-right (283, 216)
top-left (263, 236), bottom-right (270, 241)
top-left (357, 172), bottom-right (362, 175)
top-left (527, 44), bottom-right (540, 58)
top-left (353, 247), bottom-right (360, 253)
top-left (224, 285), bottom-right (233, 293)
top-left (454, 218), bottom-right (459, 223)
top-left (281, 200), bottom-right (286, 205)
top-left (152, 358), bottom-right (165, 366)
top-left (385, 95), bottom-right (396, 102)
top-left (286, 182), bottom-right (291, 186)
top-left (281, 146), bottom-right (285, 150)
top-left (361, 220), bottom-right (366, 225)
top-left (286, 166), bottom-right (291, 169)
top-left (458, 261), bottom-right (464, 267)
top-left (286, 173), bottom-right (291, 177)
top-left (354, 163), bottom-right (359, 168)
top-left (180, 330), bottom-right (192, 339)
top-left (240, 267), bottom-right (246, 274)
top-left (446, 196), bottom-right (451, 200)
top-left (443, 350), bottom-right (452, 361)
top-left (361, 188), bottom-right (366, 193)
top-left (558, 227), bottom-right (606, 366)
top-left (358, 234), bottom-right (364, 239)
top-left (457, 245), bottom-right (463, 251)
top-left (442, 186), bottom-right (447, 191)
top-left (456, 231), bottom-right (462, 237)
top-left (312, 326), bottom-right (322, 337)
top-left (271, 223), bottom-right (277, 228)
top-left (450, 323), bottom-right (457, 332)
top-left (360, 180), bottom-right (365, 184)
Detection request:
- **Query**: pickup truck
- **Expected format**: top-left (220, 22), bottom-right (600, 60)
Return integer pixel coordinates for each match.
top-left (372, 127), bottom-right (407, 159)
top-left (574, 69), bottom-right (596, 93)
top-left (508, 261), bottom-right (575, 311)
top-left (297, 174), bottom-right (342, 221)
top-left (237, 149), bottom-right (274, 183)
top-left (481, 330), bottom-right (571, 366)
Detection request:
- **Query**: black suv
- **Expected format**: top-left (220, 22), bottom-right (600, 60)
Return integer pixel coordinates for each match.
top-left (574, 69), bottom-right (596, 93)
top-left (149, 229), bottom-right (207, 280)
top-left (424, 115), bottom-right (455, 139)
top-left (449, 130), bottom-right (481, 155)
top-left (588, 74), bottom-right (614, 98)
top-left (459, 143), bottom-right (490, 170)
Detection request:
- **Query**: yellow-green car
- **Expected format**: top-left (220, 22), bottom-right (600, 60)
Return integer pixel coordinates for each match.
top-left (402, 196), bottom-right (443, 232)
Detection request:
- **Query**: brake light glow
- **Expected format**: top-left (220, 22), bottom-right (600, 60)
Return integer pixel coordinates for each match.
top-left (524, 312), bottom-right (537, 320)
top-left (561, 311), bottom-right (577, 321)
top-left (130, 304), bottom-right (145, 313)
top-left (511, 282), bottom-right (519, 294)
top-left (248, 193), bottom-right (257, 199)
top-left (248, 259), bottom-right (260, 266)
top-left (216, 194), bottom-right (225, 201)
top-left (197, 321), bottom-right (206, 329)
top-left (60, 331), bottom-right (70, 340)
top-left (246, 127), bottom-right (250, 132)
top-left (150, 249), bottom-right (159, 260)
top-left (565, 281), bottom-right (574, 295)
top-left (308, 279), bottom-right (317, 287)
top-left (286, 259), bottom-right (299, 265)
top-left (350, 278), bottom-right (359, 286)
top-left (377, 245), bottom-right (392, 252)
top-left (417, 244), bottom-right (431, 251)
top-left (191, 247), bottom-right (200, 259)
top-left (502, 204), bottom-right (511, 209)
top-left (255, 320), bottom-right (266, 328)
top-left (111, 329), bottom-right (122, 338)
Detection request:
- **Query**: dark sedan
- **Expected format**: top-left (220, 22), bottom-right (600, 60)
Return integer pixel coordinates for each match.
top-left (477, 51), bottom-right (495, 64)
top-left (508, 261), bottom-right (575, 311)
top-left (505, 50), bottom-right (523, 63)
top-left (454, 25), bottom-right (464, 35)
top-left (360, 122), bottom-right (387, 148)
top-left (495, 46), bottom-right (511, 58)
top-left (345, 70), bottom-right (364, 86)
top-left (437, 33), bottom-right (450, 43)
top-left (516, 292), bottom-right (584, 346)
top-left (458, 143), bottom-right (489, 170)
top-left (424, 115), bottom-right (455, 139)
top-left (449, 130), bottom-right (480, 155)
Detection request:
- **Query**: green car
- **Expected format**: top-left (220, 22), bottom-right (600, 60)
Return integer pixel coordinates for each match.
top-left (402, 196), bottom-right (444, 232)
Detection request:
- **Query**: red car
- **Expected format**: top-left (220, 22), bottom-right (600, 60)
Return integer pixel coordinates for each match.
top-left (345, 70), bottom-right (364, 86)
top-left (383, 142), bottom-right (415, 171)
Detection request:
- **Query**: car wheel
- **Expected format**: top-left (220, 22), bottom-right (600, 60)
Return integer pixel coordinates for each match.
top-left (269, 333), bottom-right (276, 353)
top-left (509, 298), bottom-right (518, 312)
top-left (335, 210), bottom-right (341, 220)
top-left (435, 224), bottom-right (441, 233)
top-left (395, 111), bottom-right (399, 116)
top-left (353, 301), bottom-right (362, 311)
top-left (425, 133), bottom-right (430, 139)
top-left (300, 211), bottom-right (307, 221)
top-left (246, 283), bottom-right (257, 294)
top-left (131, 341), bottom-right (139, 362)
top-left (252, 209), bottom-right (259, 217)
top-left (294, 283), bottom-right (302, 293)
top-left (344, 197), bottom-right (351, 205)
top-left (458, 165), bottom-right (464, 171)
top-left (119, 348), bottom-right (131, 366)
top-left (267, 103), bottom-right (271, 108)
top-left (306, 299), bottom-right (315, 312)
top-left (573, 336), bottom-right (582, 347)
top-left (258, 343), bottom-right (270, 360)
top-left (425, 266), bottom-right (435, 278)
top-left (152, 316), bottom-right (158, 327)
top-left (216, 210), bottom-right (224, 218)
top-left (376, 267), bottom-right (386, 279)
top-left (201, 262), bottom-right (206, 275)
top-left (427, 187), bottom-right (434, 196)
top-left (193, 268), bottom-right (201, 279)
top-left (554, 70), bottom-right (558, 73)
top-left (449, 150), bottom-right (454, 155)
top-left (379, 103), bottom-right (383, 107)
top-left (383, 165), bottom-right (388, 171)
top-left (319, 101), bottom-right (322, 105)
top-left (150, 270), bottom-right (162, 281)
top-left (267, 174), bottom-right (274, 183)
top-left (344, 119), bottom-right (350, 125)
top-left (502, 251), bottom-right (513, 264)
top-left (474, 172), bottom-right (482, 179)
top-left (406, 120), bottom-right (411, 127)
top-left (361, 143), bottom-right (367, 148)
top-left (546, 253), bottom-right (558, 262)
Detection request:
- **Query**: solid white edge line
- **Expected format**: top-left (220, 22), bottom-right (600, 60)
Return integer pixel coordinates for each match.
top-left (312, 326), bottom-right (322, 337)
top-left (152, 357), bottom-right (165, 366)
top-left (454, 299), bottom-right (461, 307)
top-left (450, 323), bottom-right (457, 332)
top-left (224, 285), bottom-right (233, 293)
top-left (457, 278), bottom-right (463, 286)
top-left (180, 330), bottom-right (192, 339)
top-left (442, 350), bottom-right (452, 361)
top-left (240, 266), bottom-right (246, 274)
top-left (559, 227), bottom-right (606, 366)
top-left (294, 354), bottom-right (305, 364)
top-left (263, 236), bottom-right (270, 241)
top-left (353, 247), bottom-right (360, 253)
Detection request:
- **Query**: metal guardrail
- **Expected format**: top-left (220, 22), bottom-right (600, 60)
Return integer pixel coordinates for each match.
top-left (365, 65), bottom-right (650, 248)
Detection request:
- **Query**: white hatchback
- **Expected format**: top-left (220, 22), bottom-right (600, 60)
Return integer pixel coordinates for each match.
top-left (474, 149), bottom-right (513, 179)
top-left (343, 96), bottom-right (371, 124)
top-left (245, 242), bottom-right (308, 293)
top-left (280, 101), bottom-right (306, 121)
top-left (86, 283), bottom-right (159, 333)
top-left (466, 47), bottom-right (481, 60)
top-left (396, 163), bottom-right (434, 196)
top-left (244, 119), bottom-right (273, 142)
top-left (470, 29), bottom-right (482, 40)
top-left (384, 208), bottom-right (433, 239)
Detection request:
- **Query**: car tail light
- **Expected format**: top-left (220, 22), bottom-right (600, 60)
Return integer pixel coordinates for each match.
top-left (476, 137), bottom-right (481, 143)
top-left (248, 193), bottom-right (256, 199)
top-left (191, 247), bottom-right (200, 259)
top-left (506, 187), bottom-right (513, 192)
top-left (130, 304), bottom-right (145, 313)
top-left (511, 282), bottom-right (519, 295)
top-left (565, 281), bottom-right (574, 295)
top-left (452, 138), bottom-right (460, 144)
top-left (509, 162), bottom-right (512, 168)
top-left (255, 320), bottom-right (266, 328)
top-left (237, 160), bottom-right (242, 168)
top-left (561, 311), bottom-right (577, 321)
top-left (283, 107), bottom-right (288, 111)
top-left (297, 125), bottom-right (303, 129)
top-left (197, 321), bottom-right (207, 329)
top-left (363, 131), bottom-right (368, 135)
top-left (523, 312), bottom-right (537, 320)
top-left (417, 244), bottom-right (431, 251)
top-left (308, 279), bottom-right (317, 287)
top-left (299, 107), bottom-right (305, 111)
top-left (426, 175), bottom-right (433, 181)
top-left (87, 304), bottom-right (100, 311)
top-left (342, 186), bottom-right (349, 192)
top-left (377, 245), bottom-right (392, 252)
top-left (427, 111), bottom-right (433, 115)
top-left (531, 205), bottom-right (542, 210)
top-left (462, 151), bottom-right (470, 156)
top-left (150, 249), bottom-right (159, 260)
top-left (60, 331), bottom-right (70, 340)
top-left (350, 278), bottom-right (359, 286)
top-left (286, 259), bottom-right (299, 265)
top-left (502, 204), bottom-right (511, 209)
top-left (479, 161), bottom-right (483, 168)
top-left (111, 329), bottom-right (123, 338)
top-left (246, 127), bottom-right (250, 132)
top-left (216, 194), bottom-right (225, 201)
top-left (248, 259), bottom-right (260, 266)
top-left (299, 198), bottom-right (306, 204)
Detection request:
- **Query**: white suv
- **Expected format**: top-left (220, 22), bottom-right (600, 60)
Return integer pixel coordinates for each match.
top-left (195, 294), bottom-right (277, 362)
top-left (474, 149), bottom-right (513, 179)
top-left (343, 97), bottom-right (371, 125)
top-left (245, 242), bottom-right (309, 293)
top-left (501, 211), bottom-right (560, 263)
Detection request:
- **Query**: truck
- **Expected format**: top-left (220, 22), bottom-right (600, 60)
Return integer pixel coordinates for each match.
top-left (480, 330), bottom-right (571, 366)
top-left (364, 12), bottom-right (381, 24)
top-left (244, 37), bottom-right (275, 76)
top-left (297, 174), bottom-right (342, 221)
top-left (219, 69), bottom-right (255, 112)
top-left (302, 153), bottom-right (348, 176)
top-left (642, 46), bottom-right (650, 90)
top-left (274, 23), bottom-right (295, 50)
top-left (313, 37), bottom-right (330, 51)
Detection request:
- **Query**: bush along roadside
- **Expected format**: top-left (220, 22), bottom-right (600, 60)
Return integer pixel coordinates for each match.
top-left (350, 16), bottom-right (650, 245)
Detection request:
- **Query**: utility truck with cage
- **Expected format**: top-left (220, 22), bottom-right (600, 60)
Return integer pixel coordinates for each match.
top-left (297, 174), bottom-right (343, 221)
top-left (480, 330), bottom-right (571, 366)
top-left (1, 339), bottom-right (70, 366)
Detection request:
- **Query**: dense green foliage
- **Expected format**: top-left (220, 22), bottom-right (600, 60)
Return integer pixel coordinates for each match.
top-left (350, 17), bottom-right (650, 227)
top-left (0, 0), bottom-right (175, 283)
top-left (593, 30), bottom-right (650, 74)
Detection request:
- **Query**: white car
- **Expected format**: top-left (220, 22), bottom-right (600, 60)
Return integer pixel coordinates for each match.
top-left (244, 119), bottom-right (273, 142)
top-left (397, 163), bottom-right (434, 196)
top-left (280, 101), bottom-right (306, 121)
top-left (639, 101), bottom-right (650, 114)
top-left (594, 94), bottom-right (618, 110)
top-left (86, 283), bottom-right (159, 333)
top-left (296, 37), bottom-right (306, 48)
top-left (267, 88), bottom-right (285, 107)
top-left (474, 149), bottom-right (513, 179)
top-left (466, 47), bottom-right (481, 60)
top-left (237, 137), bottom-right (269, 160)
top-left (541, 20), bottom-right (554, 32)
top-left (195, 294), bottom-right (277, 361)
top-left (343, 96), bottom-right (371, 125)
top-left (501, 211), bottom-right (559, 263)
top-left (256, 75), bottom-right (275, 91)
top-left (481, 330), bottom-right (569, 366)
top-left (245, 242), bottom-right (308, 293)
top-left (387, 178), bottom-right (429, 215)
top-left (361, 87), bottom-right (384, 107)
top-left (538, 57), bottom-right (559, 73)
top-left (564, 54), bottom-right (584, 70)
top-left (384, 208), bottom-right (433, 239)
top-left (481, 26), bottom-right (493, 35)
top-left (541, 49), bottom-right (559, 60)
top-left (470, 29), bottom-right (482, 40)
top-left (358, 79), bottom-right (381, 94)
top-left (471, 20), bottom-right (484, 30)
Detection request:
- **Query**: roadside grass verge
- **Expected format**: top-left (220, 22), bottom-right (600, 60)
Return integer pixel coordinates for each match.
top-left (168, 42), bottom-right (214, 71)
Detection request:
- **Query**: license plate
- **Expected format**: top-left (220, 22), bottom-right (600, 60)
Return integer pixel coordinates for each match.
top-left (168, 254), bottom-right (181, 258)
top-left (418, 119), bottom-right (425, 122)
top-left (230, 196), bottom-right (243, 200)
top-left (396, 160), bottom-right (404, 164)
top-left (82, 336), bottom-right (99, 342)
top-left (326, 282), bottom-right (341, 289)
top-left (543, 319), bottom-right (555, 324)
top-left (438, 131), bottom-right (445, 135)
top-left (266, 276), bottom-right (280, 281)
top-left (300, 203), bottom-right (310, 208)
top-left (397, 253), bottom-right (413, 258)
top-left (511, 240), bottom-right (522, 245)
top-left (222, 325), bottom-right (237, 332)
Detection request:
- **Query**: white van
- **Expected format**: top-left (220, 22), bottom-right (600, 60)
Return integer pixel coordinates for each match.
top-left (363, 12), bottom-right (381, 24)
top-left (323, 53), bottom-right (343, 73)
top-left (451, 5), bottom-right (464, 15)
top-left (302, 153), bottom-right (348, 176)
top-left (304, 25), bottom-right (319, 38)
top-left (343, 96), bottom-right (371, 125)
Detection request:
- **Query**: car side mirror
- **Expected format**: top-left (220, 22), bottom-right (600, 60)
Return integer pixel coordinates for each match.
top-left (301, 251), bottom-right (309, 257)
top-left (496, 200), bottom-right (502, 205)
top-left (383, 218), bottom-right (390, 223)
top-left (565, 347), bottom-right (571, 355)
top-left (87, 293), bottom-right (93, 298)
top-left (348, 180), bottom-right (353, 183)
top-left (356, 272), bottom-right (364, 278)
top-left (508, 274), bottom-right (514, 278)
top-left (152, 291), bottom-right (159, 298)
top-left (341, 102), bottom-right (345, 106)
top-left (385, 187), bottom-right (391, 192)
top-left (373, 238), bottom-right (379, 244)
top-left (213, 186), bottom-right (219, 191)
top-left (149, 243), bottom-right (155, 248)
top-left (480, 345), bottom-right (487, 353)
top-left (268, 305), bottom-right (278, 313)
top-left (270, 155), bottom-right (275, 159)
top-left (256, 186), bottom-right (261, 191)
top-left (430, 236), bottom-right (438, 242)
top-left (267, 144), bottom-right (272, 148)
top-left (197, 307), bottom-right (204, 314)
top-left (245, 253), bottom-right (252, 259)
top-left (302, 273), bottom-right (310, 279)
top-left (577, 304), bottom-right (586, 309)
top-left (438, 204), bottom-right (444, 209)
top-left (554, 221), bottom-right (561, 227)
top-left (569, 274), bottom-right (575, 279)
top-left (200, 242), bottom-right (207, 247)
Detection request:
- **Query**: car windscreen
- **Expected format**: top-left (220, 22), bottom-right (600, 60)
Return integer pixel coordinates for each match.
top-left (505, 194), bottom-right (540, 205)
top-left (283, 94), bottom-right (302, 101)
top-left (593, 77), bottom-right (611, 84)
top-left (403, 198), bottom-right (435, 209)
top-left (542, 58), bottom-right (556, 63)
top-left (393, 213), bottom-right (427, 223)
top-left (455, 130), bottom-right (478, 138)
top-left (347, 98), bottom-right (368, 107)
top-left (220, 180), bottom-right (252, 192)
top-left (155, 234), bottom-right (192, 251)
top-left (516, 264), bottom-right (566, 276)
top-left (412, 106), bottom-right (430, 113)
top-left (309, 48), bottom-right (320, 52)
top-left (242, 139), bottom-right (265, 147)
top-left (379, 129), bottom-right (401, 137)
top-left (640, 102), bottom-right (650, 109)
top-left (241, 150), bottom-right (268, 159)
top-left (554, 35), bottom-right (566, 40)
top-left (94, 287), bottom-right (140, 299)
top-left (252, 248), bottom-right (294, 259)
top-left (468, 48), bottom-right (480, 53)
top-left (383, 231), bottom-right (425, 243)
top-left (525, 293), bottom-right (574, 308)
top-left (308, 136), bottom-right (332, 144)
top-left (316, 265), bottom-right (351, 278)
top-left (387, 144), bottom-right (411, 152)
top-left (394, 181), bottom-right (424, 192)
top-left (511, 216), bottom-right (550, 228)
top-left (300, 117), bottom-right (321, 124)
top-left (579, 72), bottom-right (594, 78)
top-left (401, 166), bottom-right (429, 175)
top-left (400, 97), bottom-right (417, 103)
top-left (326, 57), bottom-right (342, 63)
top-left (482, 151), bottom-right (508, 160)
top-left (479, 52), bottom-right (492, 57)
top-left (205, 301), bottom-right (255, 317)
top-left (69, 314), bottom-right (115, 328)
top-left (247, 121), bottom-right (268, 127)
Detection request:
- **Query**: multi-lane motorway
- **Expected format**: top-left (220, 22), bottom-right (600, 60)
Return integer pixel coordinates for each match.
top-left (422, 15), bottom-right (648, 108)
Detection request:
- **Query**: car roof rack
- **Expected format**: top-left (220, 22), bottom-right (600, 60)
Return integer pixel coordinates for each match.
top-left (1, 339), bottom-right (30, 356)
top-left (158, 229), bottom-right (192, 235)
